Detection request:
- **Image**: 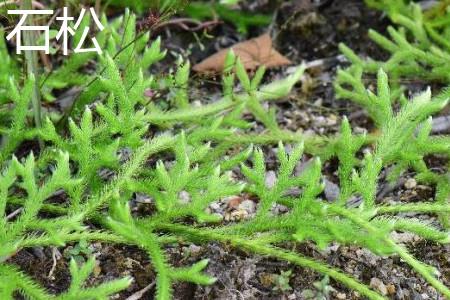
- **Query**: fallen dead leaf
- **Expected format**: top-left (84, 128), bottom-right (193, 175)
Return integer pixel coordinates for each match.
top-left (193, 33), bottom-right (292, 73)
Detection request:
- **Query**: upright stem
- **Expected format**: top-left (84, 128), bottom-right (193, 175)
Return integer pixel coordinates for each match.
top-left (21, 0), bottom-right (42, 136)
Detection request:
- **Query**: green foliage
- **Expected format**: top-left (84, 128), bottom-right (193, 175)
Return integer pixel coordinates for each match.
top-left (0, 9), bottom-right (307, 298)
top-left (336, 0), bottom-right (450, 228)
top-left (0, 30), bottom-right (19, 104)
top-left (272, 270), bottom-right (293, 292)
top-left (104, 0), bottom-right (271, 34)
top-left (105, 0), bottom-right (188, 14)
top-left (1, 3), bottom-right (450, 300)
top-left (0, 76), bottom-right (36, 163)
top-left (0, 257), bottom-right (131, 299)
top-left (301, 276), bottom-right (333, 300)
top-left (337, 1), bottom-right (450, 89)
top-left (334, 1), bottom-right (450, 293)
top-left (184, 2), bottom-right (272, 34)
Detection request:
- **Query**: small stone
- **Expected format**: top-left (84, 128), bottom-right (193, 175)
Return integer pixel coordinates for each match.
top-left (178, 190), bottom-right (191, 204)
top-left (265, 171), bottom-right (277, 189)
top-left (336, 292), bottom-right (346, 299)
top-left (326, 114), bottom-right (338, 126)
top-left (370, 278), bottom-right (388, 296)
top-left (354, 126), bottom-right (368, 134)
top-left (324, 178), bottom-right (340, 202)
top-left (272, 204), bottom-right (289, 215)
top-left (135, 193), bottom-right (152, 203)
top-left (31, 247), bottom-right (45, 260)
top-left (209, 202), bottom-right (221, 211)
top-left (362, 147), bottom-right (372, 155)
top-left (230, 209), bottom-right (248, 220)
top-left (314, 116), bottom-right (327, 127)
top-left (313, 98), bottom-right (323, 106)
top-left (118, 147), bottom-right (132, 162)
top-left (192, 100), bottom-right (202, 107)
top-left (387, 284), bottom-right (396, 295)
top-left (404, 178), bottom-right (417, 189)
top-left (238, 200), bottom-right (256, 214)
top-left (188, 244), bottom-right (202, 256)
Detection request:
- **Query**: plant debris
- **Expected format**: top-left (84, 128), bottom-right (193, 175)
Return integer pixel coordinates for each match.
top-left (192, 33), bottom-right (292, 73)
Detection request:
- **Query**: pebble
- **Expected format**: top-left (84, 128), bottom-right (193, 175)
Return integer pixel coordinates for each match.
top-left (355, 248), bottom-right (378, 265)
top-left (178, 190), bottom-right (191, 204)
top-left (370, 278), bottom-right (388, 296)
top-left (31, 247), bottom-right (45, 260)
top-left (135, 193), bottom-right (152, 203)
top-left (192, 100), bottom-right (202, 107)
top-left (209, 202), bottom-right (221, 211)
top-left (327, 114), bottom-right (338, 126)
top-left (265, 171), bottom-right (277, 189)
top-left (324, 178), bottom-right (340, 202)
top-left (312, 114), bottom-right (338, 127)
top-left (238, 200), bottom-right (257, 214)
top-left (297, 111), bottom-right (311, 123)
top-left (188, 244), bottom-right (202, 256)
top-left (313, 98), bottom-right (323, 106)
top-left (404, 178), bottom-right (417, 189)
top-left (230, 209), bottom-right (249, 220)
top-left (272, 204), bottom-right (289, 215)
top-left (313, 116), bottom-right (326, 127)
top-left (387, 283), bottom-right (396, 295)
top-left (118, 147), bottom-right (132, 162)
top-left (354, 126), bottom-right (368, 134)
top-left (336, 292), bottom-right (346, 299)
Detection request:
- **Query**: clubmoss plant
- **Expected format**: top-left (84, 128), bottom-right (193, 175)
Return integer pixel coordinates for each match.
top-left (0, 2), bottom-right (450, 300)
top-left (336, 0), bottom-right (450, 227)
top-left (335, 1), bottom-right (450, 295)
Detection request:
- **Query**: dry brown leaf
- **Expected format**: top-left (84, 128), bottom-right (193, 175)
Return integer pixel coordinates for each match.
top-left (192, 33), bottom-right (292, 73)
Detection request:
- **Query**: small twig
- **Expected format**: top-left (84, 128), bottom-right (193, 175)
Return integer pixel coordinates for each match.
top-left (125, 281), bottom-right (155, 300)
top-left (304, 55), bottom-right (346, 70)
top-left (47, 247), bottom-right (61, 279)
top-left (6, 207), bottom-right (22, 220)
top-left (39, 50), bottom-right (52, 71)
top-left (152, 18), bottom-right (222, 32)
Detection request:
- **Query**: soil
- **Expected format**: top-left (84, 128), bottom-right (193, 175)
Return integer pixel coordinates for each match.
top-left (7, 0), bottom-right (450, 299)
